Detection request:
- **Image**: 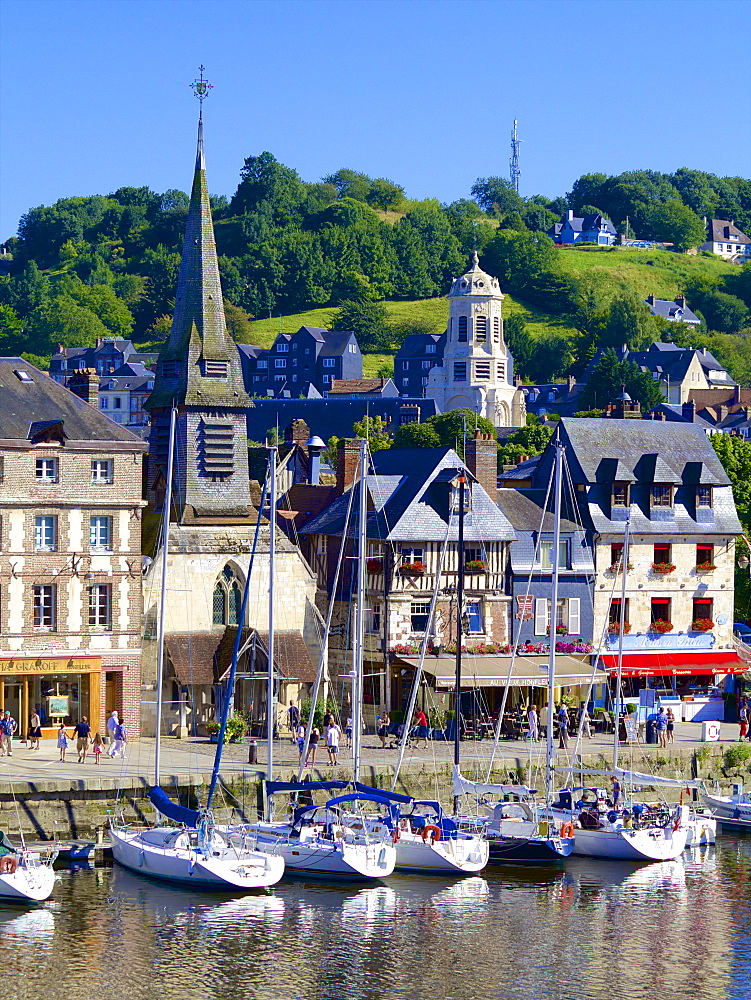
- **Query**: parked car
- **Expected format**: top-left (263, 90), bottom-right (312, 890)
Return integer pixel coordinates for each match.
top-left (733, 622), bottom-right (751, 642)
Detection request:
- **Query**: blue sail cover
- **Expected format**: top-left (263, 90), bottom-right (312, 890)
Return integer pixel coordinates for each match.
top-left (354, 783), bottom-right (413, 804)
top-left (266, 780), bottom-right (349, 797)
top-left (148, 787), bottom-right (200, 829)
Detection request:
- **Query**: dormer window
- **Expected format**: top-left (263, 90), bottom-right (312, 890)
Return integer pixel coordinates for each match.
top-left (612, 483), bottom-right (629, 506)
top-left (203, 359), bottom-right (228, 378)
top-left (697, 486), bottom-right (712, 507)
top-left (458, 317), bottom-right (468, 342)
top-left (651, 485), bottom-right (673, 507)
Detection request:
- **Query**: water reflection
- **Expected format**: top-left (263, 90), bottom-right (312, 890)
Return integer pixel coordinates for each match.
top-left (0, 840), bottom-right (748, 1000)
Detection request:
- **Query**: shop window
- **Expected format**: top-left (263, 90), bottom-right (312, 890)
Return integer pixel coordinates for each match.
top-left (91, 460), bottom-right (113, 484)
top-left (651, 485), bottom-right (673, 507)
top-left (33, 584), bottom-right (55, 628)
top-left (540, 539), bottom-right (567, 569)
top-left (651, 597), bottom-right (671, 624)
top-left (88, 584), bottom-right (112, 628)
top-left (697, 486), bottom-right (712, 507)
top-left (458, 317), bottom-right (468, 342)
top-left (410, 602), bottom-right (431, 633)
top-left (35, 515), bottom-right (57, 552)
top-left (36, 458), bottom-right (58, 484)
top-left (90, 516), bottom-right (112, 550)
top-left (696, 544), bottom-right (714, 568)
top-left (212, 564), bottom-right (242, 626)
top-left (612, 483), bottom-right (629, 506)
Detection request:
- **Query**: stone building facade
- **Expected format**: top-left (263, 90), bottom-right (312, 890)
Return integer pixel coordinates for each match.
top-left (0, 357), bottom-right (146, 736)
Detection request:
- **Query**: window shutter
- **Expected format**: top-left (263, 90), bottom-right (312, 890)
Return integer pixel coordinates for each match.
top-left (568, 598), bottom-right (580, 635)
top-left (534, 598), bottom-right (548, 636)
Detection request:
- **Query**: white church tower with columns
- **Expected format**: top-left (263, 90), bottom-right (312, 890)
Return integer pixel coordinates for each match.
top-left (426, 253), bottom-right (526, 428)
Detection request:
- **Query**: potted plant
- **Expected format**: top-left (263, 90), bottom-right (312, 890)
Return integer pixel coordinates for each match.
top-left (695, 562), bottom-right (716, 572)
top-left (464, 559), bottom-right (487, 572)
top-left (690, 618), bottom-right (714, 633)
top-left (399, 561), bottom-right (426, 575)
top-left (651, 562), bottom-right (676, 573)
top-left (366, 557), bottom-right (384, 573)
top-left (608, 561), bottom-right (633, 573)
top-left (650, 619), bottom-right (674, 634)
top-left (547, 625), bottom-right (569, 635)
top-left (608, 622), bottom-right (632, 634)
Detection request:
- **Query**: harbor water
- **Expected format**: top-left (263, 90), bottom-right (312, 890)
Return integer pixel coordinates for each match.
top-left (1, 838), bottom-right (750, 1000)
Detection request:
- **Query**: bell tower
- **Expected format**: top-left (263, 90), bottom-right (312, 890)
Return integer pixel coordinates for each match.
top-left (145, 68), bottom-right (253, 520)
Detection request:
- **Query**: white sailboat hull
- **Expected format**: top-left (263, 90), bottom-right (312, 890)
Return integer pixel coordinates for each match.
top-left (0, 861), bottom-right (56, 903)
top-left (702, 791), bottom-right (751, 825)
top-left (394, 832), bottom-right (489, 874)
top-left (240, 823), bottom-right (396, 879)
top-left (110, 827), bottom-right (285, 889)
top-left (562, 823), bottom-right (688, 861)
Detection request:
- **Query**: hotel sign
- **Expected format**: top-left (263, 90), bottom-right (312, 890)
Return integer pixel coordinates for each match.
top-left (0, 656), bottom-right (101, 675)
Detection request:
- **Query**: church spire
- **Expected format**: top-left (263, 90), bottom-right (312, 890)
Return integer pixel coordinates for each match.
top-left (147, 67), bottom-right (249, 411)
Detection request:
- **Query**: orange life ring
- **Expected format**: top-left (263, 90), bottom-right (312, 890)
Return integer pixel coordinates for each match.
top-left (0, 855), bottom-right (17, 874)
top-left (561, 823), bottom-right (574, 839)
top-left (392, 826), bottom-right (401, 844)
top-left (421, 824), bottom-right (441, 844)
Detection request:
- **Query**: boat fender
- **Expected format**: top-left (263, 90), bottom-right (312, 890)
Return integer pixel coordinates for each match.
top-left (392, 826), bottom-right (401, 844)
top-left (421, 825), bottom-right (441, 844)
top-left (0, 855), bottom-right (17, 874)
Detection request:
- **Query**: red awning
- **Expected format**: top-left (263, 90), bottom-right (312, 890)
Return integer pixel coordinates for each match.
top-left (600, 651), bottom-right (748, 677)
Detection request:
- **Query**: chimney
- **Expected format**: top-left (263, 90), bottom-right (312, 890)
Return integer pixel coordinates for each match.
top-left (513, 373), bottom-right (522, 387)
top-left (567, 374), bottom-right (576, 392)
top-left (465, 431), bottom-right (498, 501)
top-left (306, 435), bottom-right (325, 486)
top-left (675, 295), bottom-right (686, 308)
top-left (336, 439), bottom-right (361, 495)
top-left (566, 209), bottom-right (574, 221)
top-left (682, 401), bottom-right (696, 422)
top-left (647, 293), bottom-right (655, 306)
top-left (285, 417), bottom-right (310, 447)
top-left (734, 385), bottom-right (742, 404)
top-left (67, 368), bottom-right (99, 408)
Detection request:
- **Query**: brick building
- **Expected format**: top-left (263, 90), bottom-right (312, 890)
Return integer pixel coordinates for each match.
top-left (0, 357), bottom-right (146, 736)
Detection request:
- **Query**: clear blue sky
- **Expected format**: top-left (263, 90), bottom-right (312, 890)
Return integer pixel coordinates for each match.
top-left (1, 0), bottom-right (749, 240)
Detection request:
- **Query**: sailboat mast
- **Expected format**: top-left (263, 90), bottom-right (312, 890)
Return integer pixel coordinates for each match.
top-left (453, 474), bottom-right (466, 815)
top-left (613, 515), bottom-right (631, 771)
top-left (546, 441), bottom-right (564, 803)
top-left (352, 438), bottom-right (368, 784)
top-left (267, 444), bottom-right (277, 787)
top-left (154, 406), bottom-right (177, 789)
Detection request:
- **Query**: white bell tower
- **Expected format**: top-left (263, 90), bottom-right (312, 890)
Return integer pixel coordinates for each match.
top-left (426, 253), bottom-right (526, 428)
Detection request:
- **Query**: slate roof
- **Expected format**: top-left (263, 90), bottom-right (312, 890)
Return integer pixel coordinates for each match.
top-left (245, 397), bottom-right (438, 444)
top-left (301, 447), bottom-right (515, 543)
top-left (549, 213), bottom-right (616, 236)
top-left (327, 378), bottom-right (394, 395)
top-left (277, 484), bottom-right (339, 533)
top-left (546, 418), bottom-right (741, 536)
top-left (164, 633), bottom-right (222, 685)
top-left (497, 488), bottom-right (583, 533)
top-left (395, 333), bottom-right (445, 359)
top-left (708, 219), bottom-right (751, 245)
top-left (0, 358), bottom-right (146, 445)
top-left (646, 298), bottom-right (701, 324)
top-left (316, 330), bottom-right (356, 356)
top-left (649, 404), bottom-right (716, 432)
top-left (499, 489), bottom-right (595, 576)
top-left (216, 627), bottom-right (318, 684)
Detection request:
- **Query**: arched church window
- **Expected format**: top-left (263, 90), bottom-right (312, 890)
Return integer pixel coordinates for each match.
top-left (213, 564), bottom-right (243, 626)
top-left (493, 317), bottom-right (501, 342)
top-left (458, 317), bottom-right (468, 342)
top-left (475, 316), bottom-right (487, 342)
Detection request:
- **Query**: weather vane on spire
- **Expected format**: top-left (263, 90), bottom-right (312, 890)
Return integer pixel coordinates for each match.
top-left (190, 65), bottom-right (212, 116)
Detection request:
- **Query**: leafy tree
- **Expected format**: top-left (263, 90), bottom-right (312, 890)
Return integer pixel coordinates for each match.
top-left (524, 331), bottom-right (574, 382)
top-left (576, 348), bottom-right (663, 412)
top-left (353, 415), bottom-right (391, 452)
top-left (671, 168), bottom-right (720, 218)
top-left (230, 152), bottom-right (307, 225)
top-left (392, 421), bottom-right (441, 448)
top-left (324, 435), bottom-right (340, 469)
top-left (323, 169), bottom-right (373, 203)
top-left (497, 421), bottom-right (553, 465)
top-left (376, 361), bottom-right (394, 380)
top-left (692, 290), bottom-right (749, 334)
top-left (603, 292), bottom-right (658, 351)
top-left (4, 261), bottom-right (49, 316)
top-left (480, 229), bottom-right (572, 312)
top-left (521, 201), bottom-right (558, 233)
top-left (60, 280), bottom-right (135, 337)
top-left (333, 300), bottom-right (391, 350)
top-left (145, 314), bottom-right (173, 343)
top-left (223, 300), bottom-right (255, 342)
top-left (366, 178), bottom-right (405, 211)
top-left (470, 177), bottom-right (524, 219)
top-left (711, 435), bottom-right (751, 529)
top-left (443, 200), bottom-right (496, 258)
top-left (639, 199), bottom-right (706, 251)
top-left (25, 295), bottom-right (109, 352)
top-left (0, 303), bottom-right (23, 352)
top-left (567, 174), bottom-right (608, 213)
top-left (725, 261), bottom-right (751, 309)
top-left (428, 408), bottom-right (496, 456)
top-left (503, 313), bottom-right (534, 377)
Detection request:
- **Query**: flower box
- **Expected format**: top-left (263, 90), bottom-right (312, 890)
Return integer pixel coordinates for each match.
top-left (690, 618), bottom-right (714, 633)
top-left (546, 625), bottom-right (569, 636)
top-left (650, 620), bottom-right (674, 634)
top-left (399, 562), bottom-right (425, 575)
top-left (366, 558), bottom-right (384, 573)
top-left (608, 622), bottom-right (632, 634)
top-left (391, 643), bottom-right (420, 655)
top-left (464, 560), bottom-right (487, 572)
top-left (695, 563), bottom-right (716, 572)
top-left (651, 562), bottom-right (676, 574)
top-left (608, 562), bottom-right (633, 573)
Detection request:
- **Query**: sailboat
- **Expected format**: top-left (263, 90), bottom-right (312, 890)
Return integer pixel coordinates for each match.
top-left (109, 408), bottom-right (285, 890)
top-left (546, 501), bottom-right (688, 861)
top-left (237, 438), bottom-right (396, 880)
top-left (0, 829), bottom-right (56, 903)
top-left (453, 441), bottom-right (574, 863)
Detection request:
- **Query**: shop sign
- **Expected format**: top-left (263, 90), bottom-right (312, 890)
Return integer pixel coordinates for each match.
top-left (604, 633), bottom-right (715, 651)
top-left (516, 596), bottom-right (534, 620)
top-left (0, 656), bottom-right (101, 675)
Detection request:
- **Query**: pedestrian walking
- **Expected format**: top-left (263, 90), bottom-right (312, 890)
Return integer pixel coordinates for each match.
top-left (112, 717), bottom-right (127, 759)
top-left (92, 733), bottom-right (104, 764)
top-left (106, 711), bottom-right (119, 757)
top-left (73, 717), bottom-right (92, 763)
top-left (28, 709), bottom-right (43, 750)
top-left (296, 723), bottom-right (306, 759)
top-left (0, 710), bottom-right (17, 756)
top-left (528, 705), bottom-right (539, 742)
top-left (345, 716), bottom-right (353, 749)
top-left (306, 728), bottom-right (320, 765)
top-left (377, 712), bottom-right (390, 748)
top-left (287, 701), bottom-right (300, 742)
top-left (57, 722), bottom-right (70, 762)
top-left (414, 709), bottom-right (429, 747)
top-left (578, 702), bottom-right (592, 739)
top-left (327, 721), bottom-right (341, 765)
top-left (739, 702), bottom-right (749, 742)
top-left (558, 704), bottom-right (569, 750)
top-left (666, 708), bottom-right (675, 744)
top-left (656, 707), bottom-right (668, 748)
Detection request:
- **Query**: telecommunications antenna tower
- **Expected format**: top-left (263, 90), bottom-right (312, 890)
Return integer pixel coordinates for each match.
top-left (509, 119), bottom-right (521, 194)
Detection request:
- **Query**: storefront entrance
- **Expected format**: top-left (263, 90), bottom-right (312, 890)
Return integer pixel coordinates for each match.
top-left (0, 655), bottom-right (102, 738)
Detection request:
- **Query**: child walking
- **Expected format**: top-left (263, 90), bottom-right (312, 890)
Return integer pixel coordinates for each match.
top-left (57, 722), bottom-right (69, 762)
top-left (92, 732), bottom-right (104, 764)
